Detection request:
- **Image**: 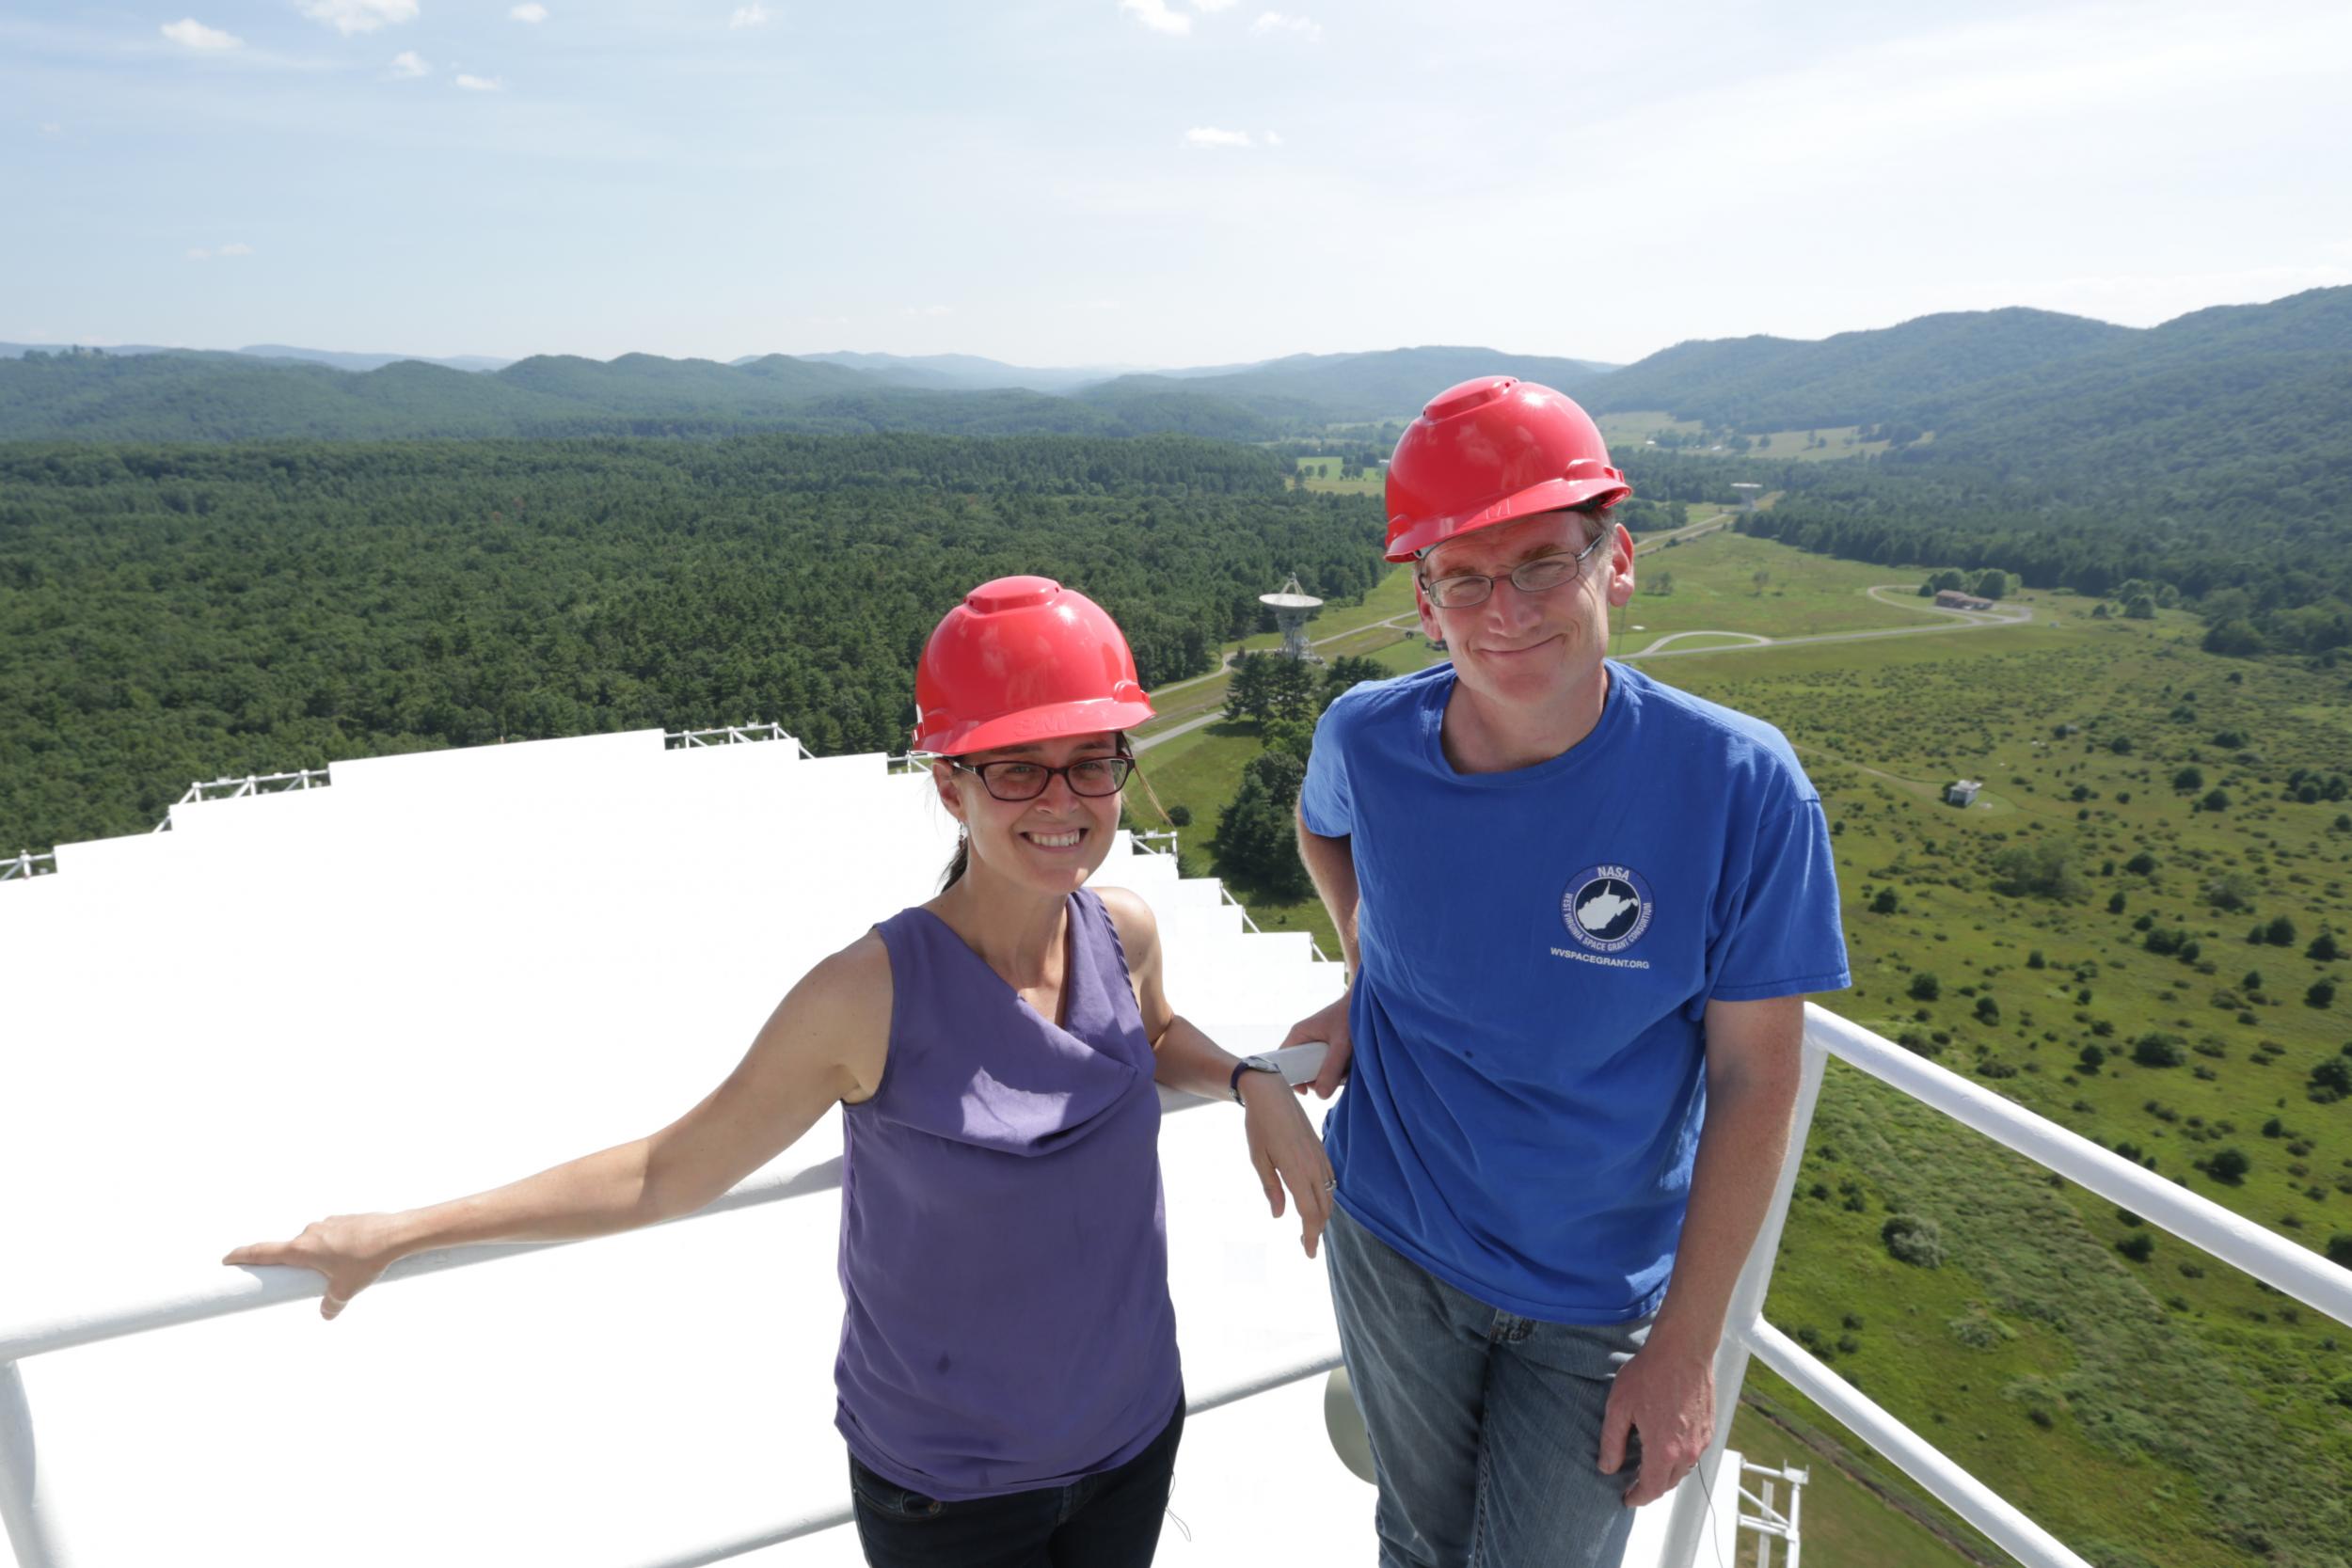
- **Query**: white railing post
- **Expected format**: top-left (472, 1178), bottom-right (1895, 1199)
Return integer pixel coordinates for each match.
top-left (1657, 1037), bottom-right (1830, 1568)
top-left (0, 1361), bottom-right (66, 1568)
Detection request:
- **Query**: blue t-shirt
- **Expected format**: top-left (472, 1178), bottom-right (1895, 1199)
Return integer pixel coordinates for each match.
top-left (1300, 660), bottom-right (1850, 1323)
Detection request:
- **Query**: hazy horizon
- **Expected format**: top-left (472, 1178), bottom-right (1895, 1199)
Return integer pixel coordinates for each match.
top-left (9, 0), bottom-right (2349, 366)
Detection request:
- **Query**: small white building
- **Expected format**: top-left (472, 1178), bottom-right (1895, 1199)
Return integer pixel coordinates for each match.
top-left (1947, 779), bottom-right (1982, 807)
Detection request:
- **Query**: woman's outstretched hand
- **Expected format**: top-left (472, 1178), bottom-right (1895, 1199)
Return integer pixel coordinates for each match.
top-left (223, 1213), bottom-right (403, 1321)
top-left (1238, 1073), bottom-right (1335, 1259)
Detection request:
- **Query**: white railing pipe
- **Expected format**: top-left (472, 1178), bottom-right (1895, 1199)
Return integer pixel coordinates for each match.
top-left (607, 1350), bottom-right (1346, 1568)
top-left (1744, 1322), bottom-right (2090, 1568)
top-left (1656, 1037), bottom-right (1828, 1567)
top-left (1804, 1006), bottom-right (2352, 1326)
top-left (0, 1046), bottom-right (1330, 1366)
top-left (0, 1362), bottom-right (64, 1568)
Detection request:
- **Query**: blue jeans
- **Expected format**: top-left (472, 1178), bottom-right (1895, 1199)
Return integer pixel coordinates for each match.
top-left (1327, 1207), bottom-right (1651, 1568)
top-left (847, 1396), bottom-right (1183, 1568)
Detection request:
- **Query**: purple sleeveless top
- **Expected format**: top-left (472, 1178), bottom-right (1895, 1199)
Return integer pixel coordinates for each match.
top-left (835, 888), bottom-right (1183, 1500)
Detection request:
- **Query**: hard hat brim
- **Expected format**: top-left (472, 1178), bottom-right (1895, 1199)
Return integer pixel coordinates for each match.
top-left (1385, 474), bottom-right (1632, 563)
top-left (923, 695), bottom-right (1158, 758)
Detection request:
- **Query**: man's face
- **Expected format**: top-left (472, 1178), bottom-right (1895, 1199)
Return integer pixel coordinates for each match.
top-left (1413, 508), bottom-right (1633, 710)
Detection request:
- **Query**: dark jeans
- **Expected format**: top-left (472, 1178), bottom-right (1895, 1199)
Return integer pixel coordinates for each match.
top-left (847, 1397), bottom-right (1184, 1568)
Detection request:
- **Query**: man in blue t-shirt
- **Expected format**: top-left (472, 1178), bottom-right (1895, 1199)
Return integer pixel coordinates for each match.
top-left (1284, 377), bottom-right (1849, 1568)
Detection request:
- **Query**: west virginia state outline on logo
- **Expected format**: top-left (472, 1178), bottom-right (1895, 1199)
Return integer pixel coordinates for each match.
top-left (1561, 863), bottom-right (1656, 954)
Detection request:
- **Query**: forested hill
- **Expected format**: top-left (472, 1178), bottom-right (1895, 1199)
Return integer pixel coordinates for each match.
top-left (0, 349), bottom-right (1279, 444)
top-left (1586, 308), bottom-right (2137, 431)
top-left (1076, 346), bottom-right (1619, 426)
top-left (0, 435), bottom-right (1387, 852)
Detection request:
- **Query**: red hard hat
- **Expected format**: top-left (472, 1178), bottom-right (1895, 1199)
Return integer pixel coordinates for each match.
top-left (913, 577), bottom-right (1156, 755)
top-left (1384, 376), bottom-right (1631, 562)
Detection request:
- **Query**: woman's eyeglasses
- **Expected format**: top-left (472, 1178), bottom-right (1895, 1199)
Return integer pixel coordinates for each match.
top-left (950, 754), bottom-right (1136, 801)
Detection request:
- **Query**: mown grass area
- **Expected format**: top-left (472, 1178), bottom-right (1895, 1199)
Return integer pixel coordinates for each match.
top-left (1295, 455), bottom-right (1384, 495)
top-left (1116, 539), bottom-right (2352, 1566)
top-left (1619, 530), bottom-right (1941, 643)
top-left (1595, 408), bottom-right (1931, 462)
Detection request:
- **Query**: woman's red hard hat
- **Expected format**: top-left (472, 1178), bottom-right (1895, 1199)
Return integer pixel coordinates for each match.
top-left (1383, 376), bottom-right (1631, 562)
top-left (913, 577), bottom-right (1156, 755)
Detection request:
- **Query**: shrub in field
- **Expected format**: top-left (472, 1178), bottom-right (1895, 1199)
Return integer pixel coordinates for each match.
top-left (1882, 1213), bottom-right (1947, 1268)
top-left (2117, 1231), bottom-right (2155, 1262)
top-left (2205, 1148), bottom-right (2251, 1184)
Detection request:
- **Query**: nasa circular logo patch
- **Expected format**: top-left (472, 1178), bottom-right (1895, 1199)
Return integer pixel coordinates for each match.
top-left (1562, 863), bottom-right (1655, 954)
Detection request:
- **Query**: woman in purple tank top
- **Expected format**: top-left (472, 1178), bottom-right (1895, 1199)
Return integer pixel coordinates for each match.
top-left (226, 577), bottom-right (1336, 1568)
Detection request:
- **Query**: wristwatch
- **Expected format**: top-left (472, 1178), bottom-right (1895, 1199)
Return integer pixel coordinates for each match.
top-left (1229, 1054), bottom-right (1282, 1103)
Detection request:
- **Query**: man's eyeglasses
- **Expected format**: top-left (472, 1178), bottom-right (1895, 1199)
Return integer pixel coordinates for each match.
top-left (950, 754), bottom-right (1136, 801)
top-left (1418, 526), bottom-right (1613, 611)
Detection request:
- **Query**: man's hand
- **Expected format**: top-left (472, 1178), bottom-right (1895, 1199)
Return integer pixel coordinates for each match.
top-left (1279, 987), bottom-right (1353, 1099)
top-left (1237, 1070), bottom-right (1334, 1258)
top-left (1597, 1335), bottom-right (1715, 1506)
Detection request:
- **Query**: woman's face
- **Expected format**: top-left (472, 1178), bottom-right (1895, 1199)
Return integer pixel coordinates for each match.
top-left (934, 730), bottom-right (1128, 896)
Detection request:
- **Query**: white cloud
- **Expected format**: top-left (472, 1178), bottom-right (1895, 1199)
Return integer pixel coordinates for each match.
top-left (160, 18), bottom-right (242, 50)
top-left (388, 50), bottom-right (429, 77)
top-left (510, 3), bottom-right (548, 20)
top-left (1120, 0), bottom-right (1191, 37)
top-left (185, 248), bottom-right (211, 261)
top-left (454, 72), bottom-right (501, 90)
top-left (1189, 0), bottom-right (1241, 9)
top-left (218, 242), bottom-right (254, 256)
top-left (38, 122), bottom-right (64, 138)
top-left (1264, 129), bottom-right (1284, 146)
top-left (901, 304), bottom-right (952, 318)
top-left (729, 3), bottom-right (770, 26)
top-left (1251, 11), bottom-right (1322, 39)
top-left (1183, 126), bottom-right (1253, 149)
top-left (299, 0), bottom-right (420, 37)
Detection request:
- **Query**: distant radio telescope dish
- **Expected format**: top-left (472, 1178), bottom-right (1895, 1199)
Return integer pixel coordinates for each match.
top-left (1260, 575), bottom-right (1325, 660)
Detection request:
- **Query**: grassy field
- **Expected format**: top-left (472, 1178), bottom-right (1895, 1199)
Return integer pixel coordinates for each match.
top-left (1295, 455), bottom-right (1384, 495)
top-left (1120, 532), bottom-right (2352, 1566)
top-left (1621, 530), bottom-right (1940, 644)
top-left (1596, 409), bottom-right (1931, 461)
top-left (1643, 613), bottom-right (2352, 1568)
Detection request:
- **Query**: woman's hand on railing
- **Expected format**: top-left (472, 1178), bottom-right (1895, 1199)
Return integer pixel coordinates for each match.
top-left (1237, 1072), bottom-right (1334, 1259)
top-left (223, 1213), bottom-right (404, 1322)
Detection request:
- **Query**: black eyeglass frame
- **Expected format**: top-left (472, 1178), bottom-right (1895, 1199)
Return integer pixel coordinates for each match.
top-left (1416, 523), bottom-right (1615, 611)
top-left (947, 752), bottom-right (1138, 801)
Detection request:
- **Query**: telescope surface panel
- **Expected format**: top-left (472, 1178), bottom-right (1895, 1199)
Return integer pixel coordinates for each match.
top-left (2, 728), bottom-right (1347, 1567)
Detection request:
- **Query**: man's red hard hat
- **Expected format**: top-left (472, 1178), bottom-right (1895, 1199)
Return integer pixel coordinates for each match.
top-left (912, 577), bottom-right (1156, 755)
top-left (1383, 376), bottom-right (1631, 563)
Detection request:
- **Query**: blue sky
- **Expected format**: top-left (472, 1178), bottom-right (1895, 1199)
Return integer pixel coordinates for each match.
top-left (7, 0), bottom-right (2349, 366)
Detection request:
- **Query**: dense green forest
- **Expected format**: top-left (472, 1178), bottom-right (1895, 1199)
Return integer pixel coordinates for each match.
top-left (0, 435), bottom-right (1385, 851)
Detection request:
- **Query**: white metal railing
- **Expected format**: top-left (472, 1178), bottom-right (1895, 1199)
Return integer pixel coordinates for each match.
top-left (1130, 828), bottom-right (1179, 857)
top-left (1655, 1004), bottom-right (2352, 1568)
top-left (0, 1045), bottom-right (1334, 1568)
top-left (1736, 1458), bottom-right (1807, 1568)
top-left (155, 768), bottom-right (332, 830)
top-left (6, 729), bottom-right (822, 886)
top-left (664, 722), bottom-right (815, 759)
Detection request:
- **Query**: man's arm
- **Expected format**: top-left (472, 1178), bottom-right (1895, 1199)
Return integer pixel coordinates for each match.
top-left (1283, 808), bottom-right (1361, 1098)
top-left (1597, 992), bottom-right (1804, 1506)
top-left (1295, 808), bottom-right (1360, 973)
